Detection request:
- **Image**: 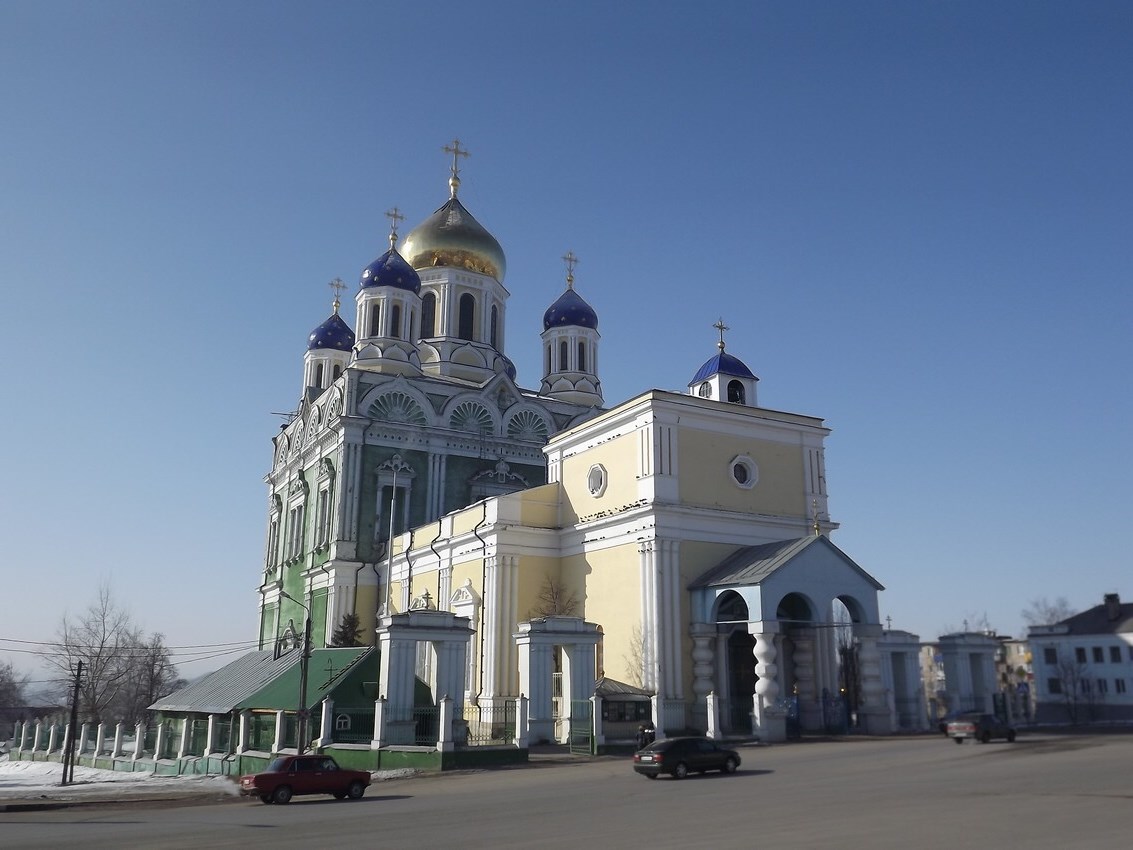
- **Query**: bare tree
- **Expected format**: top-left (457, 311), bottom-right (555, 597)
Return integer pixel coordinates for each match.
top-left (529, 576), bottom-right (580, 618)
top-left (623, 624), bottom-right (645, 688)
top-left (0, 659), bottom-right (29, 706)
top-left (1052, 654), bottom-right (1091, 724)
top-left (43, 584), bottom-right (180, 725)
top-left (111, 633), bottom-right (183, 726)
top-left (1022, 596), bottom-right (1075, 628)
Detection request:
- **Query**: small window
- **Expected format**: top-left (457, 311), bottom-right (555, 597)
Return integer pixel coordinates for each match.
top-left (1092, 646), bottom-right (1104, 663)
top-left (1080, 679), bottom-right (1091, 694)
top-left (1047, 678), bottom-right (1062, 694)
top-left (1110, 646), bottom-right (1122, 663)
top-left (389, 304), bottom-right (401, 338)
top-left (1043, 647), bottom-right (1057, 665)
top-left (587, 464), bottom-right (607, 498)
top-left (369, 303), bottom-right (381, 338)
top-left (421, 292), bottom-right (436, 338)
top-left (1117, 679), bottom-right (1127, 694)
top-left (1097, 678), bottom-right (1108, 694)
top-left (730, 455), bottom-right (757, 490)
top-left (491, 305), bottom-right (499, 348)
top-left (578, 341), bottom-right (586, 372)
top-left (458, 293), bottom-right (475, 340)
top-left (314, 363), bottom-right (324, 387)
top-left (560, 340), bottom-right (569, 371)
top-left (727, 379), bottom-right (745, 404)
top-left (333, 364), bottom-right (342, 381)
top-left (698, 381), bottom-right (712, 398)
top-left (1075, 647), bottom-right (1087, 664)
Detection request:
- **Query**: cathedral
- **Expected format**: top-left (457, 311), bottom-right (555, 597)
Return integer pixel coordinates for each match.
top-left (258, 141), bottom-right (894, 741)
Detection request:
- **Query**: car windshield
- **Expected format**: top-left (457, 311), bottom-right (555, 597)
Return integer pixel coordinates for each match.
top-left (266, 758), bottom-right (290, 772)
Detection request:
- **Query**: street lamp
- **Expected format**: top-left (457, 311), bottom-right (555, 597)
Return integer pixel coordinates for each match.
top-left (382, 455), bottom-right (411, 617)
top-left (279, 589), bottom-right (313, 754)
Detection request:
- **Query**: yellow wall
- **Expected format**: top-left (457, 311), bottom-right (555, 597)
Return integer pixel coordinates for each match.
top-left (557, 429), bottom-right (641, 524)
top-left (678, 428), bottom-right (805, 517)
top-left (568, 541), bottom-right (643, 684)
top-left (355, 585), bottom-right (379, 644)
top-left (518, 483), bottom-right (561, 528)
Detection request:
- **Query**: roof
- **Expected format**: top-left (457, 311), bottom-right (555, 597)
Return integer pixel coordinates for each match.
top-left (688, 535), bottom-right (885, 591)
top-left (594, 676), bottom-right (652, 699)
top-left (149, 647), bottom-right (374, 714)
top-left (689, 351), bottom-right (756, 384)
top-left (1054, 598), bottom-right (1133, 636)
top-left (244, 647), bottom-right (374, 711)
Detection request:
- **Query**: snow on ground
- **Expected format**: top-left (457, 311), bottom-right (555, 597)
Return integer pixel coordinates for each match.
top-left (0, 755), bottom-right (419, 801)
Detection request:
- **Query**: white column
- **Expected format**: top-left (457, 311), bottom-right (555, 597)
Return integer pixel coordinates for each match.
top-left (751, 625), bottom-right (786, 742)
top-left (272, 711), bottom-right (286, 754)
top-left (793, 629), bottom-right (820, 732)
top-left (78, 723), bottom-right (90, 755)
top-left (177, 720), bottom-right (191, 759)
top-left (855, 625), bottom-right (892, 734)
top-left (370, 697), bottom-right (387, 750)
top-left (591, 695), bottom-right (605, 748)
top-left (94, 724), bottom-right (106, 759)
top-left (438, 696), bottom-right (454, 752)
top-left (134, 723), bottom-right (146, 760)
top-left (236, 711), bottom-right (250, 754)
top-left (318, 698), bottom-right (334, 747)
top-left (42, 723), bottom-right (53, 753)
top-left (206, 715), bottom-right (217, 755)
top-left (706, 691), bottom-right (720, 739)
top-left (153, 724), bottom-right (165, 760)
top-left (111, 723), bottom-right (124, 758)
top-left (513, 696), bottom-right (529, 748)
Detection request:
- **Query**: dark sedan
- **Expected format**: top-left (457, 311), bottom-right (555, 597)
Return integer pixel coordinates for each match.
top-left (239, 754), bottom-right (371, 804)
top-left (632, 736), bottom-right (741, 779)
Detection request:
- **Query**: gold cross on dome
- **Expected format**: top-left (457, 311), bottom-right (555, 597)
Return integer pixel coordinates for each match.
top-left (443, 138), bottom-right (470, 196)
top-left (328, 277), bottom-right (346, 313)
top-left (385, 206), bottom-right (405, 247)
top-left (562, 250), bottom-right (579, 287)
top-left (714, 318), bottom-right (730, 351)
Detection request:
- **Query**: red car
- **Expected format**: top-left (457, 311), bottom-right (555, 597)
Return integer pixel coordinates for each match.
top-left (239, 755), bottom-right (371, 804)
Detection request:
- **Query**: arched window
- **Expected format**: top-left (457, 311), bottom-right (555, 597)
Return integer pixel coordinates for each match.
top-left (490, 305), bottom-right (499, 348)
top-left (544, 344), bottom-right (551, 375)
top-left (409, 309), bottom-right (415, 340)
top-left (698, 381), bottom-right (712, 398)
top-left (421, 293), bottom-right (436, 338)
top-left (458, 293), bottom-right (475, 340)
top-left (578, 341), bottom-right (586, 372)
top-left (727, 380), bottom-right (745, 404)
top-left (559, 340), bottom-right (569, 371)
top-left (332, 364), bottom-right (342, 381)
top-left (369, 303), bottom-right (381, 338)
top-left (314, 364), bottom-right (324, 387)
top-left (389, 304), bottom-right (401, 339)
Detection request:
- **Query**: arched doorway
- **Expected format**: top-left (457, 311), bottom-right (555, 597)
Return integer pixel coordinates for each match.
top-left (715, 591), bottom-right (754, 733)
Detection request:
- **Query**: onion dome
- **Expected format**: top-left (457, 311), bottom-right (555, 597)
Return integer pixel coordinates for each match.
top-left (543, 287), bottom-right (598, 330)
top-left (307, 293), bottom-right (355, 351)
top-left (400, 196), bottom-right (506, 282)
top-left (690, 350), bottom-right (755, 384)
top-left (543, 251), bottom-right (597, 330)
top-left (360, 244), bottom-right (421, 293)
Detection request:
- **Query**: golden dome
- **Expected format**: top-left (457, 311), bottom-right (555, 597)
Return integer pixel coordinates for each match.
top-left (399, 196), bottom-right (507, 282)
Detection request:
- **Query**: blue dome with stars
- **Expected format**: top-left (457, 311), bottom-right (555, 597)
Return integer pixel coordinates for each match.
top-left (360, 246), bottom-right (421, 293)
top-left (543, 288), bottom-right (598, 331)
top-left (689, 351), bottom-right (756, 385)
top-left (308, 313), bottom-right (355, 352)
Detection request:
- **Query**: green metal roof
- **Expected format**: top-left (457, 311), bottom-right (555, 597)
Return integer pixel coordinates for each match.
top-left (240, 647), bottom-right (376, 711)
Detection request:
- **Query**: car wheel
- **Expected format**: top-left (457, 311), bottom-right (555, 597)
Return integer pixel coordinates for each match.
top-left (672, 762), bottom-right (689, 780)
top-left (645, 774), bottom-right (657, 780)
top-left (346, 780), bottom-right (366, 800)
top-left (1007, 730), bottom-right (1016, 743)
top-left (979, 731), bottom-right (991, 744)
top-left (723, 757), bottom-right (738, 774)
top-left (271, 785), bottom-right (293, 805)
top-left (259, 794), bottom-right (273, 804)
top-left (953, 737), bottom-right (964, 745)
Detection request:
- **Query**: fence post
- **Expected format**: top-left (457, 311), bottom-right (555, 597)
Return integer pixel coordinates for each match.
top-left (78, 723), bottom-right (91, 757)
top-left (205, 715), bottom-right (217, 755)
top-left (438, 696), bottom-right (454, 752)
top-left (272, 711), bottom-right (286, 754)
top-left (177, 720), bottom-right (191, 759)
top-left (317, 698), bottom-right (334, 748)
top-left (706, 691), bottom-right (720, 739)
top-left (93, 723), bottom-right (106, 761)
top-left (513, 695), bottom-right (529, 749)
top-left (153, 723), bottom-right (165, 761)
top-left (134, 722), bottom-right (146, 760)
top-left (111, 723), bottom-right (123, 758)
top-left (42, 723), bottom-right (53, 754)
top-left (21, 721), bottom-right (32, 752)
top-left (590, 695), bottom-right (605, 749)
top-left (370, 697), bottom-right (386, 750)
top-left (236, 711), bottom-right (250, 754)
top-left (650, 696), bottom-right (666, 741)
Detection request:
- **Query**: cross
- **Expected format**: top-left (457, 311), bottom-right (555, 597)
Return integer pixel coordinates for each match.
top-left (562, 250), bottom-right (579, 288)
top-left (811, 498), bottom-right (821, 536)
top-left (385, 206), bottom-right (405, 247)
top-left (324, 658), bottom-right (340, 681)
top-left (713, 317), bottom-right (729, 351)
top-left (886, 615), bottom-right (892, 631)
top-left (328, 277), bottom-right (346, 313)
top-left (443, 138), bottom-right (470, 196)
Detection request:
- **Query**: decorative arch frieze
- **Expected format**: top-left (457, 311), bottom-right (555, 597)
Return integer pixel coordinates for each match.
top-left (366, 390), bottom-right (428, 426)
top-left (506, 408), bottom-right (550, 443)
top-left (449, 400), bottom-right (495, 435)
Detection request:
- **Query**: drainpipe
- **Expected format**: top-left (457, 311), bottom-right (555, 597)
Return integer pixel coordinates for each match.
top-left (472, 500), bottom-right (490, 704)
top-left (404, 527), bottom-right (416, 603)
top-left (429, 520), bottom-right (445, 608)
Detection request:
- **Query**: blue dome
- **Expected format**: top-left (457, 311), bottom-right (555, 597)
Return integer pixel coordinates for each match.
top-left (543, 288), bottom-right (598, 331)
top-left (308, 313), bottom-right (355, 352)
top-left (360, 246), bottom-right (421, 293)
top-left (689, 351), bottom-right (756, 385)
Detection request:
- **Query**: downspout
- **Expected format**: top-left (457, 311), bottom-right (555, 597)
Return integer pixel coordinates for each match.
top-left (472, 500), bottom-right (490, 704)
top-left (429, 521), bottom-right (445, 607)
top-left (404, 527), bottom-right (417, 604)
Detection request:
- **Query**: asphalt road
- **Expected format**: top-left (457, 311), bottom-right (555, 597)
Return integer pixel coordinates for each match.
top-left (2, 734), bottom-right (1130, 849)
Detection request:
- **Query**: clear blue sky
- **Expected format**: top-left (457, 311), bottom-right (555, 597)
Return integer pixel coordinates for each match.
top-left (2, 1), bottom-right (1130, 684)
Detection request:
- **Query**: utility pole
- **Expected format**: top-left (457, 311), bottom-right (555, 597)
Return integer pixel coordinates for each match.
top-left (61, 660), bottom-right (82, 786)
top-left (281, 590), bottom-right (313, 754)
